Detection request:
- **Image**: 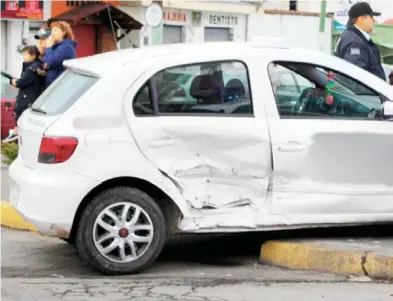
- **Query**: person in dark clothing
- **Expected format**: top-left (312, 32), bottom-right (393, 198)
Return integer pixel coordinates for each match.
top-left (42, 21), bottom-right (77, 89)
top-left (3, 46), bottom-right (43, 142)
top-left (334, 2), bottom-right (386, 81)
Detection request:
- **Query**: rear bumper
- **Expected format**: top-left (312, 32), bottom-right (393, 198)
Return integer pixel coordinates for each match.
top-left (8, 157), bottom-right (99, 238)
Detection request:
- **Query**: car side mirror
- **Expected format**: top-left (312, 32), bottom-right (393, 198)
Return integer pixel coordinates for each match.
top-left (382, 101), bottom-right (393, 121)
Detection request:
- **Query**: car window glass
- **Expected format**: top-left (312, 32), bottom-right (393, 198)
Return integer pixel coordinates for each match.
top-left (31, 70), bottom-right (98, 116)
top-left (133, 60), bottom-right (253, 116)
top-left (133, 81), bottom-right (154, 116)
top-left (268, 62), bottom-right (382, 120)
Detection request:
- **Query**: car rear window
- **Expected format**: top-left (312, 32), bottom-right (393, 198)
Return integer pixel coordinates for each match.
top-left (31, 70), bottom-right (98, 116)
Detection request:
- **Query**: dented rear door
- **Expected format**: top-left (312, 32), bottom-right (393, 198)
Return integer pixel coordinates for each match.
top-left (127, 57), bottom-right (272, 211)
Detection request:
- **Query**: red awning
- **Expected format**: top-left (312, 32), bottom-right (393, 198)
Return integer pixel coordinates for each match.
top-left (48, 3), bottom-right (142, 31)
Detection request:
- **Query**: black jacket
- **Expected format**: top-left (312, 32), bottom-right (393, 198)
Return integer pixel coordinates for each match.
top-left (334, 22), bottom-right (386, 81)
top-left (13, 59), bottom-right (43, 115)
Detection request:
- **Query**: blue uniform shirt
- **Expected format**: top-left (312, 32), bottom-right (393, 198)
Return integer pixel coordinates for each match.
top-left (334, 21), bottom-right (386, 81)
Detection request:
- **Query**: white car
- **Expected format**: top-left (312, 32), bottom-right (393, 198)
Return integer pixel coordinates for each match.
top-left (9, 42), bottom-right (393, 275)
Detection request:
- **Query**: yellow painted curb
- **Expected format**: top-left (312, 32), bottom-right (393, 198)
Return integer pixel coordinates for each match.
top-left (260, 241), bottom-right (365, 277)
top-left (0, 201), bottom-right (38, 232)
top-left (364, 253), bottom-right (393, 280)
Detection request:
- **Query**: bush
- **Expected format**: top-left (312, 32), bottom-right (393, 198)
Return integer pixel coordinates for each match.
top-left (1, 142), bottom-right (19, 165)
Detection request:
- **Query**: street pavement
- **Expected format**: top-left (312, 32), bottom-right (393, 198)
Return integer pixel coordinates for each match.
top-left (2, 227), bottom-right (393, 301)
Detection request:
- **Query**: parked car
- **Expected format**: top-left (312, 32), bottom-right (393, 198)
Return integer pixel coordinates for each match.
top-left (8, 42), bottom-right (393, 275)
top-left (1, 73), bottom-right (17, 139)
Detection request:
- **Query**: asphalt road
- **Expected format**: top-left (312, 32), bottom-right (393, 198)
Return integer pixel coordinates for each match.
top-left (2, 227), bottom-right (393, 301)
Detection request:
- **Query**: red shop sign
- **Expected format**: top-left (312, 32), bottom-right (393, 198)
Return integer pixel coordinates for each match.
top-left (1, 0), bottom-right (44, 20)
top-left (163, 11), bottom-right (187, 23)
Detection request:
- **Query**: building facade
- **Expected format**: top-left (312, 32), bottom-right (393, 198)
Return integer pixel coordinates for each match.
top-left (119, 0), bottom-right (263, 48)
top-left (1, 0), bottom-right (140, 77)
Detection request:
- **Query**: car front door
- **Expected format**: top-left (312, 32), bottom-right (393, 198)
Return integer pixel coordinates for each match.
top-left (126, 58), bottom-right (272, 214)
top-left (265, 60), bottom-right (393, 222)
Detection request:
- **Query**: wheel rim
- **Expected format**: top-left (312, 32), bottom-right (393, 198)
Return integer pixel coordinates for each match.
top-left (93, 202), bottom-right (154, 263)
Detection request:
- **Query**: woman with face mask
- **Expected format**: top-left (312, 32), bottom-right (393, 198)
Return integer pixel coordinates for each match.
top-left (41, 21), bottom-right (77, 89)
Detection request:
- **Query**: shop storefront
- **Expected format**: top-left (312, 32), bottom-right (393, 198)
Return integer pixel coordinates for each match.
top-left (0, 0), bottom-right (48, 76)
top-left (120, 3), bottom-right (247, 47)
top-left (162, 10), bottom-right (190, 44)
top-left (202, 13), bottom-right (244, 42)
top-left (49, 1), bottom-right (141, 58)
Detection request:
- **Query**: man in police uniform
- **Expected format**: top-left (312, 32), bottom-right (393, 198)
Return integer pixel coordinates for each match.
top-left (334, 2), bottom-right (386, 81)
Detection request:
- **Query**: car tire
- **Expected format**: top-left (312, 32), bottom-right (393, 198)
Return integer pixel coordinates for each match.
top-left (60, 238), bottom-right (74, 245)
top-left (75, 186), bottom-right (167, 275)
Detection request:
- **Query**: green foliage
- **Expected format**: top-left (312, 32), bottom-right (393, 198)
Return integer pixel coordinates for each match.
top-left (1, 142), bottom-right (19, 165)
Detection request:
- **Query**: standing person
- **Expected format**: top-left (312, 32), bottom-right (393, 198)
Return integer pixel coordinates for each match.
top-left (389, 71), bottom-right (393, 86)
top-left (2, 46), bottom-right (43, 143)
top-left (42, 21), bottom-right (77, 89)
top-left (34, 27), bottom-right (51, 60)
top-left (334, 2), bottom-right (386, 81)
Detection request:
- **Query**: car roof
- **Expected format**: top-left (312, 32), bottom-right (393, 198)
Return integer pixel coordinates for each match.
top-left (63, 42), bottom-right (393, 99)
top-left (63, 41), bottom-right (295, 76)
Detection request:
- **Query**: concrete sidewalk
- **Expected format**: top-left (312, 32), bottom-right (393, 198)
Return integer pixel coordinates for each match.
top-left (260, 238), bottom-right (393, 281)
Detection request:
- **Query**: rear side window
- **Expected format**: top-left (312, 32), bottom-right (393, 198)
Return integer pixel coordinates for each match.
top-left (133, 60), bottom-right (253, 116)
top-left (31, 70), bottom-right (98, 116)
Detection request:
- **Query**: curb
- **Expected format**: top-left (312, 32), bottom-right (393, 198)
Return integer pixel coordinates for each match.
top-left (260, 241), bottom-right (393, 281)
top-left (0, 201), bottom-right (38, 232)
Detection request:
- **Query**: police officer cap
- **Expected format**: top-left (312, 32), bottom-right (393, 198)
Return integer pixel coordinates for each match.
top-left (348, 2), bottom-right (381, 18)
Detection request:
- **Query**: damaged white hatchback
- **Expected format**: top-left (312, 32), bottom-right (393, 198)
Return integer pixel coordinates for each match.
top-left (9, 42), bottom-right (393, 274)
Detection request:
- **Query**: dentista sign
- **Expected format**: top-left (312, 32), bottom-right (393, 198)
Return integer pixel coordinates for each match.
top-left (208, 14), bottom-right (238, 26)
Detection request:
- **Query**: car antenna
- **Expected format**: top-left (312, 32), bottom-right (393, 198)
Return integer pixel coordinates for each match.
top-left (106, 2), bottom-right (119, 51)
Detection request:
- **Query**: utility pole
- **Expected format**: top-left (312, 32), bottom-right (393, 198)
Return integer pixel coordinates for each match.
top-left (318, 0), bottom-right (327, 52)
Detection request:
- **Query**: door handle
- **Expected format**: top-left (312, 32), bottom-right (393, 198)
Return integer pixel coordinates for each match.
top-left (149, 138), bottom-right (174, 148)
top-left (277, 142), bottom-right (306, 152)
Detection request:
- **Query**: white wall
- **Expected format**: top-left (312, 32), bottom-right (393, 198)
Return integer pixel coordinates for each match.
top-left (5, 20), bottom-right (29, 77)
top-left (248, 13), bottom-right (332, 53)
top-left (1, 21), bottom-right (7, 71)
top-left (263, 0), bottom-right (393, 22)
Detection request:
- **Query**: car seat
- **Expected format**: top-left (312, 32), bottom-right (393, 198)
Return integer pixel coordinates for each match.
top-left (190, 75), bottom-right (222, 104)
top-left (224, 79), bottom-right (246, 102)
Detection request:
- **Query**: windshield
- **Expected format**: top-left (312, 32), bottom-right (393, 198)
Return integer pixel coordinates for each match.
top-left (31, 70), bottom-right (98, 116)
top-left (1, 74), bottom-right (18, 99)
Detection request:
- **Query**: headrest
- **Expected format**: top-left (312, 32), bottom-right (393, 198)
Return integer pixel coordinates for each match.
top-left (225, 79), bottom-right (245, 98)
top-left (190, 75), bottom-right (220, 100)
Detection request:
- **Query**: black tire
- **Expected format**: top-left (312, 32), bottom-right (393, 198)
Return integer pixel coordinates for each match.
top-left (60, 238), bottom-right (75, 245)
top-left (75, 187), bottom-right (167, 275)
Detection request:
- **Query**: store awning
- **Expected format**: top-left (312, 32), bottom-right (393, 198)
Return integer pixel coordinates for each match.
top-left (48, 3), bottom-right (142, 37)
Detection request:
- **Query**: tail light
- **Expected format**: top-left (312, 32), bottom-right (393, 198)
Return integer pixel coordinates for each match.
top-left (38, 136), bottom-right (78, 164)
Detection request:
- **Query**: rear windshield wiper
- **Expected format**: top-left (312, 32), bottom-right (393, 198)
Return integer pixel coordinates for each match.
top-left (31, 107), bottom-right (47, 114)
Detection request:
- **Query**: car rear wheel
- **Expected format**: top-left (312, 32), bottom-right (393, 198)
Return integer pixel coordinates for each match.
top-left (75, 187), bottom-right (166, 275)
